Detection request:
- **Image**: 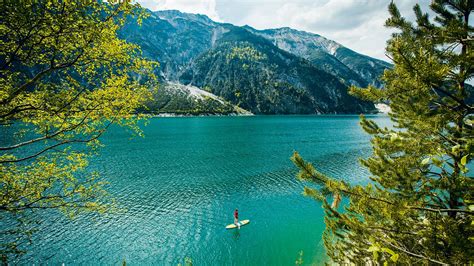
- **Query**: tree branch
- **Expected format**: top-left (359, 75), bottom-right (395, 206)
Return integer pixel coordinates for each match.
top-left (380, 238), bottom-right (448, 265)
top-left (0, 120), bottom-right (112, 164)
top-left (0, 103), bottom-right (98, 151)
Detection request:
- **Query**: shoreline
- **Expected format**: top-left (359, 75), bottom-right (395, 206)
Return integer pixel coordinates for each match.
top-left (147, 112), bottom-right (255, 117)
top-left (142, 103), bottom-right (389, 118)
top-left (144, 112), bottom-right (387, 118)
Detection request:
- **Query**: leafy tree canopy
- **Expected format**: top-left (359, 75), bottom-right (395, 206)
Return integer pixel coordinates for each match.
top-left (0, 0), bottom-right (157, 260)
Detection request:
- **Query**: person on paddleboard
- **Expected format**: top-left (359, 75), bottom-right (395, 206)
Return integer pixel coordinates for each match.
top-left (234, 209), bottom-right (240, 228)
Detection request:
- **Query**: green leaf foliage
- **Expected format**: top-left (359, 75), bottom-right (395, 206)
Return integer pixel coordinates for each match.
top-left (0, 0), bottom-right (157, 261)
top-left (293, 1), bottom-right (474, 264)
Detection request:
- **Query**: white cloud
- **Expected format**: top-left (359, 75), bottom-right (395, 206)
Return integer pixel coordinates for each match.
top-left (137, 0), bottom-right (432, 61)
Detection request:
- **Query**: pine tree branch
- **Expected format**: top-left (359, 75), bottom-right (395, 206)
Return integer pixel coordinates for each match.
top-left (395, 47), bottom-right (473, 112)
top-left (294, 154), bottom-right (474, 215)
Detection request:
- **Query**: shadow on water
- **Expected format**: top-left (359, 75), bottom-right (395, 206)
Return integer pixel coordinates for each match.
top-left (231, 229), bottom-right (240, 240)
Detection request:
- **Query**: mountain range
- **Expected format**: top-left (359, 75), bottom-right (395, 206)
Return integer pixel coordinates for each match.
top-left (119, 9), bottom-right (392, 115)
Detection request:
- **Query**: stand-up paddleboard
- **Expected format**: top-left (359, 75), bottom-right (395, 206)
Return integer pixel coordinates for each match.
top-left (226, 220), bottom-right (250, 229)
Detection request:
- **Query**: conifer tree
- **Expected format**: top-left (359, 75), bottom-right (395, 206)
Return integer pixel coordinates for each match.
top-left (292, 1), bottom-right (473, 264)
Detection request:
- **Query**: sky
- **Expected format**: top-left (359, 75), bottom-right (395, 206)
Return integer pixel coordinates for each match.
top-left (136, 1), bottom-right (432, 62)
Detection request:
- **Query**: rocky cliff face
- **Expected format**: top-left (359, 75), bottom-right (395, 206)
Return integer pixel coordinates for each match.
top-left (247, 27), bottom-right (391, 88)
top-left (120, 10), bottom-right (218, 80)
top-left (119, 9), bottom-right (391, 114)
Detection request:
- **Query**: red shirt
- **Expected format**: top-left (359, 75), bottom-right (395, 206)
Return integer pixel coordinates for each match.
top-left (234, 210), bottom-right (238, 219)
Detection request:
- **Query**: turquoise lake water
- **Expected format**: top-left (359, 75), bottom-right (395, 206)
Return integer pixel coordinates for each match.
top-left (17, 115), bottom-right (390, 265)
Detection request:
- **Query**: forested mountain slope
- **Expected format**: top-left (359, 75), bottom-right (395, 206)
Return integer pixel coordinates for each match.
top-left (119, 9), bottom-right (392, 114)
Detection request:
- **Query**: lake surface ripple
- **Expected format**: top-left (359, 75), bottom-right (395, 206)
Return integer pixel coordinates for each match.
top-left (18, 115), bottom-right (390, 265)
